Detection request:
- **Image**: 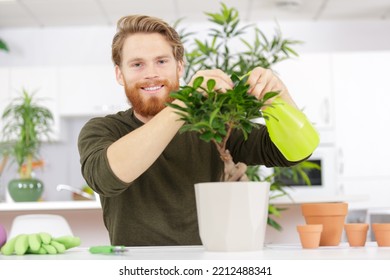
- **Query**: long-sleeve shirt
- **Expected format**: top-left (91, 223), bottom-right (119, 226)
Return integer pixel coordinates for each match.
top-left (78, 108), bottom-right (300, 246)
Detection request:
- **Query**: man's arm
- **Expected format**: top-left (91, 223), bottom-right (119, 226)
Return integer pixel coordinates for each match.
top-left (106, 100), bottom-right (184, 183)
top-left (107, 69), bottom-right (235, 184)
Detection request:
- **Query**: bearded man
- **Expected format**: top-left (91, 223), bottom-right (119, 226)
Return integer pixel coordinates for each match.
top-left (78, 14), bottom-right (303, 246)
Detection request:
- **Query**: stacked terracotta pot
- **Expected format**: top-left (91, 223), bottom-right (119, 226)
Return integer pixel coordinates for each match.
top-left (297, 202), bottom-right (390, 248)
top-left (299, 202), bottom-right (348, 248)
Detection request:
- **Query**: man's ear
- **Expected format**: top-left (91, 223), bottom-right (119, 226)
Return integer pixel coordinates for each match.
top-left (115, 65), bottom-right (124, 86)
top-left (177, 61), bottom-right (185, 78)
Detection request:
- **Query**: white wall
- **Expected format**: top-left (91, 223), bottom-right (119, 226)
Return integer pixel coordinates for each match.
top-left (0, 20), bottom-right (389, 202)
top-left (1, 20), bottom-right (390, 68)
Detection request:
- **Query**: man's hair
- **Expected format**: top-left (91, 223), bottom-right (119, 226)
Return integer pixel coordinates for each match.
top-left (111, 15), bottom-right (184, 66)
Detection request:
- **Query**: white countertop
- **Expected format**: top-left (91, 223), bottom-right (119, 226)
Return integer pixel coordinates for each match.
top-left (0, 200), bottom-right (101, 211)
top-left (1, 242), bottom-right (389, 260)
top-left (271, 194), bottom-right (369, 205)
top-left (0, 194), bottom-right (367, 211)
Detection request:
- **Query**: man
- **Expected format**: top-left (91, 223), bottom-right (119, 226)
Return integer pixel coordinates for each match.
top-left (78, 15), bottom-right (306, 246)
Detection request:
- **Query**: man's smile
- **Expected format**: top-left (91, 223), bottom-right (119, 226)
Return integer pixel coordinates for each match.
top-left (141, 85), bottom-right (164, 92)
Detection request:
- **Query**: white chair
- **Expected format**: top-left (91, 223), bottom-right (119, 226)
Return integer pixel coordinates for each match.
top-left (8, 214), bottom-right (74, 239)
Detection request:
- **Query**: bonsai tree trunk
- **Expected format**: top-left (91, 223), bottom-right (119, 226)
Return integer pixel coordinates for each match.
top-left (220, 149), bottom-right (249, 182)
top-left (213, 136), bottom-right (249, 182)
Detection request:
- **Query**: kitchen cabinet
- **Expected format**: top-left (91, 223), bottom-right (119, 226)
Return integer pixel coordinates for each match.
top-left (272, 53), bottom-right (334, 131)
top-left (332, 51), bottom-right (390, 208)
top-left (58, 65), bottom-right (129, 117)
top-left (338, 179), bottom-right (390, 209)
top-left (8, 66), bottom-right (61, 140)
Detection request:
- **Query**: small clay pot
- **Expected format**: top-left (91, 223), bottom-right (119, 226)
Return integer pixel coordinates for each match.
top-left (297, 224), bottom-right (323, 249)
top-left (301, 202), bottom-right (348, 246)
top-left (372, 223), bottom-right (390, 247)
top-left (344, 223), bottom-right (369, 247)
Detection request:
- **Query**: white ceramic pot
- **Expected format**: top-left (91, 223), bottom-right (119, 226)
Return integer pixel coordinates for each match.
top-left (194, 181), bottom-right (270, 252)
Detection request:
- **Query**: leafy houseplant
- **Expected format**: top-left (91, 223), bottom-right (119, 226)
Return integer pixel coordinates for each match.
top-left (172, 3), bottom-right (318, 231)
top-left (0, 89), bottom-right (54, 202)
top-left (168, 75), bottom-right (280, 251)
top-left (169, 74), bottom-right (278, 181)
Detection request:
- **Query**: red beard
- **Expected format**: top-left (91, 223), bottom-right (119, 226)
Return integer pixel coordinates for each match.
top-left (124, 78), bottom-right (179, 117)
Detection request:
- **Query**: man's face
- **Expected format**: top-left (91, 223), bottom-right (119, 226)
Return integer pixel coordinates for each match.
top-left (115, 33), bottom-right (184, 119)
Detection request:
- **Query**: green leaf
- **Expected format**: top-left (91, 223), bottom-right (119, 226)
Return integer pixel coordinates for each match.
top-left (267, 216), bottom-right (282, 231)
top-left (192, 76), bottom-right (204, 89)
top-left (199, 131), bottom-right (215, 142)
top-left (230, 73), bottom-right (240, 85)
top-left (300, 161), bottom-right (321, 170)
top-left (206, 79), bottom-right (216, 92)
top-left (209, 107), bottom-right (220, 125)
top-left (205, 12), bottom-right (225, 25)
top-left (268, 204), bottom-right (281, 216)
top-left (0, 39), bottom-right (9, 52)
top-left (263, 91), bottom-right (279, 101)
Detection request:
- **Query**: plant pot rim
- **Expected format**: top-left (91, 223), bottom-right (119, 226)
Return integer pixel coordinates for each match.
top-left (10, 177), bottom-right (43, 182)
top-left (301, 202), bottom-right (348, 216)
top-left (372, 223), bottom-right (390, 231)
top-left (195, 181), bottom-right (270, 186)
top-left (297, 224), bottom-right (323, 233)
top-left (344, 223), bottom-right (369, 231)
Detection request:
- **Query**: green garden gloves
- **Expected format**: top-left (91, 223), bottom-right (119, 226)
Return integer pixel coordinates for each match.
top-left (0, 232), bottom-right (81, 255)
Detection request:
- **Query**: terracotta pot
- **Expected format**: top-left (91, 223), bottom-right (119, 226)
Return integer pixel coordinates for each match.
top-left (301, 202), bottom-right (348, 246)
top-left (195, 181), bottom-right (270, 251)
top-left (297, 224), bottom-right (323, 249)
top-left (344, 223), bottom-right (369, 247)
top-left (372, 223), bottom-right (390, 247)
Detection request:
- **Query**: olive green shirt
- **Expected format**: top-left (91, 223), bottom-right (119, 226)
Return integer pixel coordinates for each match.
top-left (78, 108), bottom-right (298, 246)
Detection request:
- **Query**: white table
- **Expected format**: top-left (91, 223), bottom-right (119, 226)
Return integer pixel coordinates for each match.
top-left (0, 242), bottom-right (389, 260)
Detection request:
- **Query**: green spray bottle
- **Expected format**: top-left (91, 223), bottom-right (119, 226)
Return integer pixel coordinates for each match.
top-left (263, 97), bottom-right (320, 162)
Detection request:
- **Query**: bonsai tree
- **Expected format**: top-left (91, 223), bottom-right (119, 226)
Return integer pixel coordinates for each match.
top-left (171, 3), bottom-right (318, 230)
top-left (169, 74), bottom-right (278, 181)
top-left (1, 89), bottom-right (53, 180)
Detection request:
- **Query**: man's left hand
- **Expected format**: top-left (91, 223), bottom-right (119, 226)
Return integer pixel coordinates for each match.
top-left (246, 67), bottom-right (287, 100)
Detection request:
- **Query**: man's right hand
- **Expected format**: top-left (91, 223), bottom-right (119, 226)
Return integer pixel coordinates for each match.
top-left (189, 69), bottom-right (234, 93)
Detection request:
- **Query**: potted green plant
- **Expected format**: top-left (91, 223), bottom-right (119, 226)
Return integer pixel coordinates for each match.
top-left (169, 71), bottom-right (279, 251)
top-left (167, 3), bottom-right (321, 251)
top-left (172, 2), bottom-right (318, 235)
top-left (0, 89), bottom-right (54, 202)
